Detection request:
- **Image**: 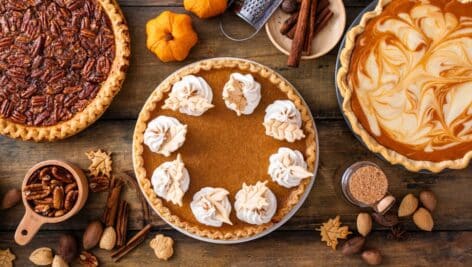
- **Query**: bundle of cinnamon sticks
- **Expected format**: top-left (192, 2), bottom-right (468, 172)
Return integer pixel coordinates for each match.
top-left (286, 0), bottom-right (334, 67)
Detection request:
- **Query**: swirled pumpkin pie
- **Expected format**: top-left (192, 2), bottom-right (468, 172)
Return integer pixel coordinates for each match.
top-left (0, 0), bottom-right (130, 141)
top-left (133, 58), bottom-right (318, 240)
top-left (337, 0), bottom-right (472, 172)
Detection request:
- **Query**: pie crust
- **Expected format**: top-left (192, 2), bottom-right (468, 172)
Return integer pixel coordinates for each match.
top-left (133, 58), bottom-right (317, 240)
top-left (336, 0), bottom-right (472, 172)
top-left (0, 0), bottom-right (130, 142)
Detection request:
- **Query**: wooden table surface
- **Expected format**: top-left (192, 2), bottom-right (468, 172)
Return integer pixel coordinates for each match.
top-left (1, 1), bottom-right (471, 266)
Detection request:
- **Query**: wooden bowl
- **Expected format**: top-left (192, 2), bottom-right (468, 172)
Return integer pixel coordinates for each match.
top-left (265, 0), bottom-right (346, 59)
top-left (14, 160), bottom-right (88, 245)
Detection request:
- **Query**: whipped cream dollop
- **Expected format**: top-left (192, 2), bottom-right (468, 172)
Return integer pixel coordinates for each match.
top-left (190, 187), bottom-right (233, 227)
top-left (222, 73), bottom-right (261, 115)
top-left (268, 147), bottom-right (312, 188)
top-left (234, 181), bottom-right (277, 225)
top-left (151, 154), bottom-right (190, 206)
top-left (263, 100), bottom-right (305, 142)
top-left (144, 116), bottom-right (187, 156)
top-left (163, 75), bottom-right (214, 116)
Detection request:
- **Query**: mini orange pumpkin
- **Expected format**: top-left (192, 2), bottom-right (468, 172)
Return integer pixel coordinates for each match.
top-left (146, 11), bottom-right (198, 62)
top-left (184, 0), bottom-right (228, 19)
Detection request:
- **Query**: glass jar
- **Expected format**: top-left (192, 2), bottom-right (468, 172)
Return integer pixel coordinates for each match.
top-left (341, 161), bottom-right (395, 214)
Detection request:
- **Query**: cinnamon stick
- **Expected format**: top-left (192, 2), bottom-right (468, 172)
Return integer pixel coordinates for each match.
top-left (111, 224), bottom-right (152, 262)
top-left (304, 0), bottom-right (318, 53)
top-left (101, 177), bottom-right (123, 227)
top-left (115, 200), bottom-right (129, 247)
top-left (286, 24), bottom-right (297, 39)
top-left (314, 9), bottom-right (333, 35)
top-left (280, 11), bottom-right (299, 35)
top-left (123, 171), bottom-right (150, 225)
top-left (316, 0), bottom-right (330, 15)
top-left (287, 0), bottom-right (311, 67)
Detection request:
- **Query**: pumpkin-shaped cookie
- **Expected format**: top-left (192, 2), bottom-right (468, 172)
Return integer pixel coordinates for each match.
top-left (184, 0), bottom-right (227, 19)
top-left (146, 11), bottom-right (198, 62)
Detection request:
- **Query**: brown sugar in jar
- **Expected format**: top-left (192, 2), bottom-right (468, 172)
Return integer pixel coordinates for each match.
top-left (348, 166), bottom-right (388, 205)
top-left (341, 161), bottom-right (395, 213)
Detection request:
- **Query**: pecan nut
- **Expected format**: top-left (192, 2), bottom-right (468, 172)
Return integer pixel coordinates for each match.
top-left (79, 251), bottom-right (99, 267)
top-left (25, 165), bottom-right (79, 217)
top-left (24, 184), bottom-right (51, 200)
top-left (89, 176), bottom-right (110, 193)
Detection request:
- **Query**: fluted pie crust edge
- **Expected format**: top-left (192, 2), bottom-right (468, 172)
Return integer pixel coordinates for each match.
top-left (133, 58), bottom-right (317, 240)
top-left (336, 0), bottom-right (472, 173)
top-left (0, 0), bottom-right (130, 142)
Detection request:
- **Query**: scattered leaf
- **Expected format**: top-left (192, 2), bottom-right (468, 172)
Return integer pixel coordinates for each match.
top-left (86, 149), bottom-right (113, 177)
top-left (316, 216), bottom-right (351, 250)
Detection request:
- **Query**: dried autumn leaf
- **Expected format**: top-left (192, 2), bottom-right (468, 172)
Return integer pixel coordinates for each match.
top-left (86, 149), bottom-right (112, 177)
top-left (316, 216), bottom-right (351, 250)
top-left (263, 119), bottom-right (305, 142)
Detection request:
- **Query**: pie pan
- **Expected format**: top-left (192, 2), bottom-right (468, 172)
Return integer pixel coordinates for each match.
top-left (334, 0), bottom-right (464, 173)
top-left (133, 58), bottom-right (319, 244)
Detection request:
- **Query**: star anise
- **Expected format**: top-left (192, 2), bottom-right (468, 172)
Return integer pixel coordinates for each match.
top-left (387, 224), bottom-right (409, 241)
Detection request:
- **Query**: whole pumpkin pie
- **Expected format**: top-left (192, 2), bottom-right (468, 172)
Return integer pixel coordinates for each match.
top-left (133, 58), bottom-right (318, 240)
top-left (337, 0), bottom-right (472, 172)
top-left (0, 0), bottom-right (130, 141)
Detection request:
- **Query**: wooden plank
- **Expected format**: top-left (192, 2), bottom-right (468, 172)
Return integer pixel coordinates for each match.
top-left (101, 6), bottom-right (365, 120)
top-left (1, 230), bottom-right (470, 266)
top-left (1, 120), bottom-right (471, 231)
top-left (116, 0), bottom-right (373, 7)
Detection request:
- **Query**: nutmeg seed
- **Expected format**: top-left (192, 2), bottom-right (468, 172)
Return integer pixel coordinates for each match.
top-left (29, 247), bottom-right (53, 266)
top-left (361, 249), bottom-right (382, 265)
top-left (341, 236), bottom-right (365, 256)
top-left (57, 234), bottom-right (78, 263)
top-left (398, 193), bottom-right (419, 217)
top-left (413, 207), bottom-right (434, 231)
top-left (356, 213), bottom-right (372, 237)
top-left (99, 226), bottom-right (117, 251)
top-left (83, 220), bottom-right (104, 250)
top-left (1, 188), bottom-right (21, 210)
top-left (419, 190), bottom-right (437, 212)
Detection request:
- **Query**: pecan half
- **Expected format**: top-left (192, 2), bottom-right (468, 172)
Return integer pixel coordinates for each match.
top-left (79, 251), bottom-right (99, 267)
top-left (89, 176), bottom-right (110, 193)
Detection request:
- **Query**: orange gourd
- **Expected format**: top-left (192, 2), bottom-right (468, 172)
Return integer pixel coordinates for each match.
top-left (146, 11), bottom-right (198, 62)
top-left (184, 0), bottom-right (228, 19)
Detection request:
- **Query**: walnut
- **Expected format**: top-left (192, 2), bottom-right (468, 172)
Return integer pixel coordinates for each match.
top-left (149, 234), bottom-right (174, 261)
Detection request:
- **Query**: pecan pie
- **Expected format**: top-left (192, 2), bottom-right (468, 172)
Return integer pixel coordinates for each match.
top-left (133, 58), bottom-right (318, 240)
top-left (337, 0), bottom-right (472, 172)
top-left (0, 0), bottom-right (130, 141)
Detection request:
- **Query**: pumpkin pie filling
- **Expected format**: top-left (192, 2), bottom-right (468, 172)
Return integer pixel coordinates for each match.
top-left (135, 59), bottom-right (317, 239)
top-left (347, 0), bottom-right (472, 162)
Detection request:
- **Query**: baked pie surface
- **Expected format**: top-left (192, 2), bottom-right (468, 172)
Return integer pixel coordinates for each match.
top-left (0, 0), bottom-right (130, 141)
top-left (337, 0), bottom-right (472, 172)
top-left (133, 58), bottom-right (317, 240)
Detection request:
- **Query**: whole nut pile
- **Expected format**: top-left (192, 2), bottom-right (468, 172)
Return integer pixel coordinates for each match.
top-left (24, 166), bottom-right (78, 217)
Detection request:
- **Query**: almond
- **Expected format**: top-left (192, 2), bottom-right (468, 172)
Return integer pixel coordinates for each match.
top-left (52, 255), bottom-right (69, 267)
top-left (398, 193), bottom-right (418, 217)
top-left (419, 190), bottom-right (437, 212)
top-left (29, 247), bottom-right (53, 266)
top-left (361, 249), bottom-right (382, 265)
top-left (83, 220), bottom-right (104, 250)
top-left (99, 226), bottom-right (117, 251)
top-left (413, 207), bottom-right (434, 231)
top-left (356, 213), bottom-right (372, 237)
